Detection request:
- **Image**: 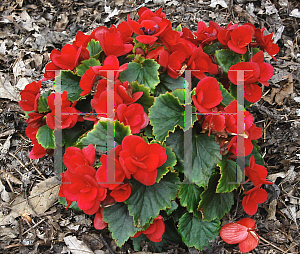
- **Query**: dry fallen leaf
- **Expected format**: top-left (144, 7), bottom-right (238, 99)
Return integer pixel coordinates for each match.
top-left (64, 235), bottom-right (94, 254)
top-left (0, 176), bottom-right (60, 225)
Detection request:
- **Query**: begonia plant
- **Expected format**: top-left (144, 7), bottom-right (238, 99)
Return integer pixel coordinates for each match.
top-left (19, 7), bottom-right (278, 253)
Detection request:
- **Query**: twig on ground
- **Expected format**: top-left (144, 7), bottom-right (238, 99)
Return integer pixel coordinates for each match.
top-left (100, 234), bottom-right (115, 254)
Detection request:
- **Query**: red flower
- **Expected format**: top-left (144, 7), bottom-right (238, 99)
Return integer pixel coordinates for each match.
top-left (201, 109), bottom-right (226, 136)
top-left (227, 25), bottom-right (254, 54)
top-left (242, 184), bottom-right (268, 215)
top-left (250, 51), bottom-right (274, 86)
top-left (138, 7), bottom-right (166, 23)
top-left (51, 44), bottom-right (89, 70)
top-left (91, 79), bottom-right (143, 117)
top-left (220, 218), bottom-right (259, 253)
top-left (127, 14), bottom-right (170, 45)
top-left (26, 112), bottom-right (45, 128)
top-left (170, 38), bottom-right (197, 59)
top-left (59, 165), bottom-right (107, 211)
top-left (117, 103), bottom-right (149, 134)
top-left (63, 144), bottom-right (95, 172)
top-left (218, 23), bottom-right (238, 46)
top-left (194, 21), bottom-right (222, 44)
top-left (94, 208), bottom-right (108, 230)
top-left (167, 51), bottom-right (187, 79)
top-left (245, 156), bottom-right (273, 186)
top-left (224, 100), bottom-right (253, 133)
top-left (187, 48), bottom-right (219, 80)
top-left (244, 83), bottom-right (262, 103)
top-left (192, 77), bottom-right (223, 113)
top-left (96, 145), bottom-right (126, 190)
top-left (228, 62), bottom-right (260, 86)
top-left (73, 31), bottom-right (92, 48)
top-left (110, 182), bottom-right (131, 202)
top-left (254, 28), bottom-right (279, 60)
top-left (43, 44), bottom-right (89, 80)
top-left (160, 28), bottom-right (181, 49)
top-left (29, 140), bottom-right (47, 159)
top-left (119, 135), bottom-right (167, 186)
top-left (93, 25), bottom-right (133, 57)
top-left (80, 55), bottom-right (128, 96)
top-left (46, 91), bottom-right (83, 130)
top-left (134, 215), bottom-right (165, 242)
top-left (19, 80), bottom-right (41, 112)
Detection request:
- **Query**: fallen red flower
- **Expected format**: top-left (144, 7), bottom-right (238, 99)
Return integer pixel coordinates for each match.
top-left (29, 140), bottom-right (47, 159)
top-left (220, 218), bottom-right (259, 253)
top-left (133, 215), bottom-right (165, 242)
top-left (242, 184), bottom-right (268, 215)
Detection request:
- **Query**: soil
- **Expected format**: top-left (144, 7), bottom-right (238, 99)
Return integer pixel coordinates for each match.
top-left (0, 0), bottom-right (299, 253)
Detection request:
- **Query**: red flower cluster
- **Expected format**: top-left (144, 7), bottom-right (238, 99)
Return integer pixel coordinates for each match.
top-left (228, 50), bottom-right (274, 103)
top-left (195, 88), bottom-right (262, 157)
top-left (46, 91), bottom-right (83, 130)
top-left (59, 136), bottom-right (167, 228)
top-left (220, 218), bottom-right (259, 253)
top-left (134, 215), bottom-right (165, 242)
top-left (242, 156), bottom-right (273, 215)
top-left (89, 77), bottom-right (147, 134)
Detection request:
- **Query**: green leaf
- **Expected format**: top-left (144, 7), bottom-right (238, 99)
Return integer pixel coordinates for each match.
top-left (216, 158), bottom-right (242, 193)
top-left (58, 70), bottom-right (83, 102)
top-left (245, 143), bottom-right (264, 166)
top-left (242, 47), bottom-right (260, 62)
top-left (131, 81), bottom-right (154, 113)
top-left (203, 42), bottom-right (222, 55)
top-left (166, 200), bottom-right (179, 216)
top-left (178, 212), bottom-right (220, 251)
top-left (156, 145), bottom-right (177, 182)
top-left (219, 82), bottom-right (235, 106)
top-left (176, 24), bottom-right (182, 32)
top-left (149, 92), bottom-right (185, 142)
top-left (76, 120), bottom-right (130, 150)
top-left (36, 125), bottom-right (55, 149)
top-left (186, 133), bottom-right (222, 187)
top-left (125, 173), bottom-right (179, 228)
top-left (103, 203), bottom-right (139, 247)
top-left (86, 39), bottom-right (102, 58)
top-left (38, 96), bottom-right (50, 113)
top-left (59, 197), bottom-right (81, 211)
top-left (76, 58), bottom-right (101, 76)
top-left (215, 49), bottom-right (240, 74)
top-left (62, 120), bottom-right (94, 148)
top-left (178, 183), bottom-right (203, 215)
top-left (154, 73), bottom-right (185, 96)
top-left (119, 59), bottom-right (160, 92)
top-left (165, 127), bottom-right (184, 172)
top-left (198, 174), bottom-right (234, 221)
